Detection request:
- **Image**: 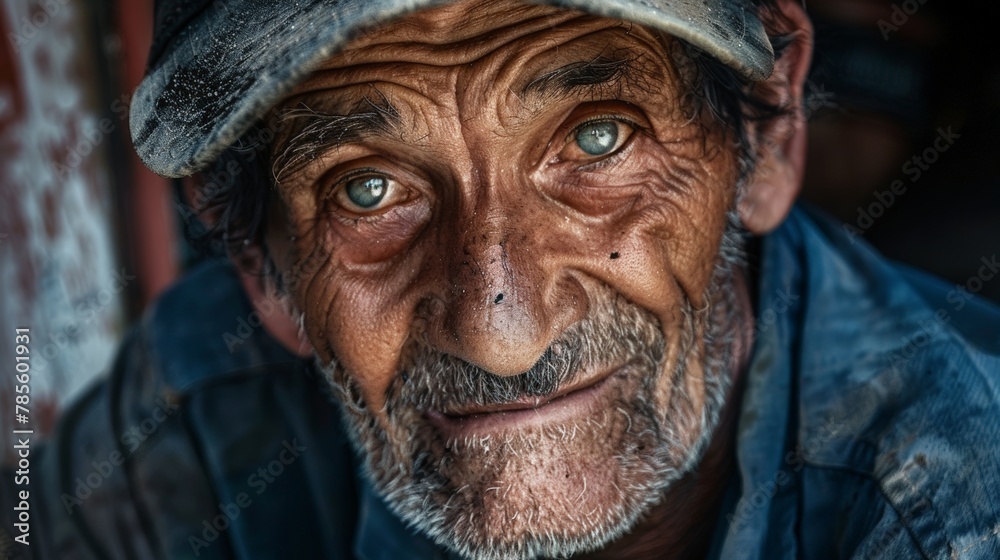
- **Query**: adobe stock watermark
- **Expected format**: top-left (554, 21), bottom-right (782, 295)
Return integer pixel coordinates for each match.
top-left (5, 0), bottom-right (73, 53)
top-left (221, 250), bottom-right (325, 353)
top-left (727, 415), bottom-right (845, 533)
top-left (888, 254), bottom-right (997, 370)
top-left (803, 80), bottom-right (836, 120)
top-left (844, 126), bottom-right (960, 243)
top-left (188, 439), bottom-right (307, 556)
top-left (60, 395), bottom-right (179, 514)
top-left (175, 124), bottom-right (277, 226)
top-left (878, 0), bottom-right (930, 41)
top-left (33, 267), bottom-right (135, 372)
top-left (946, 255), bottom-right (1000, 311)
top-left (51, 93), bottom-right (132, 180)
top-left (750, 287), bottom-right (800, 344)
top-left (758, 80), bottom-right (836, 157)
top-left (224, 297), bottom-right (280, 353)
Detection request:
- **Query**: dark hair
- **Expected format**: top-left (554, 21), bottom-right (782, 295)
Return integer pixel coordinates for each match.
top-left (181, 0), bottom-right (793, 262)
top-left (673, 0), bottom-right (794, 182)
top-left (176, 121), bottom-right (277, 264)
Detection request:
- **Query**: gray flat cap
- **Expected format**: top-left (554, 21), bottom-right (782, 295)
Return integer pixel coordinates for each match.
top-left (130, 0), bottom-right (775, 178)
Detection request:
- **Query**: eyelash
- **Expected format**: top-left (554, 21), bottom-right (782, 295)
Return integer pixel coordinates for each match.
top-left (327, 167), bottom-right (380, 199)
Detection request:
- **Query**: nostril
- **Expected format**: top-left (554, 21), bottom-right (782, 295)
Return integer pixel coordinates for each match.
top-left (494, 293), bottom-right (504, 304)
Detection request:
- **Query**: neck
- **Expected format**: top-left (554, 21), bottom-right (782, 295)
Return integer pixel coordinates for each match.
top-left (577, 267), bottom-right (755, 560)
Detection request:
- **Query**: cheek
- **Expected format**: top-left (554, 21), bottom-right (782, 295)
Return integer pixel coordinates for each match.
top-left (326, 197), bottom-right (434, 265)
top-left (279, 189), bottom-right (432, 363)
top-left (558, 144), bottom-right (737, 328)
top-left (288, 230), bottom-right (433, 413)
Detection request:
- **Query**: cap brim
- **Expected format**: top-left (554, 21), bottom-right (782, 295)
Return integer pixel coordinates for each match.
top-left (130, 0), bottom-right (774, 178)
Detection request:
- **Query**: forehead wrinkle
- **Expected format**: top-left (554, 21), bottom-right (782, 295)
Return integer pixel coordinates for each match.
top-left (271, 11), bottom-right (681, 188)
top-left (498, 28), bottom-right (673, 116)
top-left (285, 65), bottom-right (468, 126)
top-left (328, 7), bottom-right (589, 69)
top-left (308, 8), bottom-right (634, 95)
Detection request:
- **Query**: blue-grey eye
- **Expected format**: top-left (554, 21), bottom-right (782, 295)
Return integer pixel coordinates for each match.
top-left (345, 176), bottom-right (388, 209)
top-left (575, 121), bottom-right (620, 156)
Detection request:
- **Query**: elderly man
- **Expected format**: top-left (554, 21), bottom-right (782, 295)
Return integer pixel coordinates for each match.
top-left (30, 0), bottom-right (1000, 559)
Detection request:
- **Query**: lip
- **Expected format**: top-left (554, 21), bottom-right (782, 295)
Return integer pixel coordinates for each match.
top-left (425, 365), bottom-right (623, 436)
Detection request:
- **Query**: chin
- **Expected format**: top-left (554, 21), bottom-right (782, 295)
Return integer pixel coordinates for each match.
top-left (319, 265), bottom-right (739, 560)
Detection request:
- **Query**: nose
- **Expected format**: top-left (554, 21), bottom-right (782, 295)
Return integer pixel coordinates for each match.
top-left (424, 212), bottom-right (585, 377)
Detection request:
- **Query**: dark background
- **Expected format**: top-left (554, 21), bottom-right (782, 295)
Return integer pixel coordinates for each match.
top-left (801, 0), bottom-right (1000, 296)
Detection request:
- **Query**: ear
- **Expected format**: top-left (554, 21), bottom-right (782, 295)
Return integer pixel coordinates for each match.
top-left (738, 0), bottom-right (814, 235)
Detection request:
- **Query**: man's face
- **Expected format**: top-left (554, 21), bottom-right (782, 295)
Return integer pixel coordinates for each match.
top-left (270, 1), bottom-right (745, 557)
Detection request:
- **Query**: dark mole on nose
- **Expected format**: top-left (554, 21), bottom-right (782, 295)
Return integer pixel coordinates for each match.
top-left (610, 252), bottom-right (620, 260)
top-left (494, 293), bottom-right (504, 304)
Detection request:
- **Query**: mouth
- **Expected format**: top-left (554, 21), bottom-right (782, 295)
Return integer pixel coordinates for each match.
top-left (424, 364), bottom-right (626, 437)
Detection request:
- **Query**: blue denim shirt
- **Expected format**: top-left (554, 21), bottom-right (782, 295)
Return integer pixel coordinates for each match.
top-left (708, 207), bottom-right (1000, 559)
top-left (29, 205), bottom-right (1000, 559)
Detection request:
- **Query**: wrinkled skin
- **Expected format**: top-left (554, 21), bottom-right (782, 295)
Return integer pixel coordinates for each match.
top-left (262, 0), bottom-right (811, 558)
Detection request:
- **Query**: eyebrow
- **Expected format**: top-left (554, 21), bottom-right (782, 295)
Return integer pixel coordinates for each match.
top-left (271, 91), bottom-right (402, 181)
top-left (270, 54), bottom-right (644, 181)
top-left (521, 54), bottom-right (639, 100)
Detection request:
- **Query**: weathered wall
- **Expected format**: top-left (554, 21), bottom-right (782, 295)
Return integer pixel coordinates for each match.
top-left (0, 0), bottom-right (126, 459)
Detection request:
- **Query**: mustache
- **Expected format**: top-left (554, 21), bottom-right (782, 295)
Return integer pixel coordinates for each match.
top-left (386, 289), bottom-right (669, 416)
